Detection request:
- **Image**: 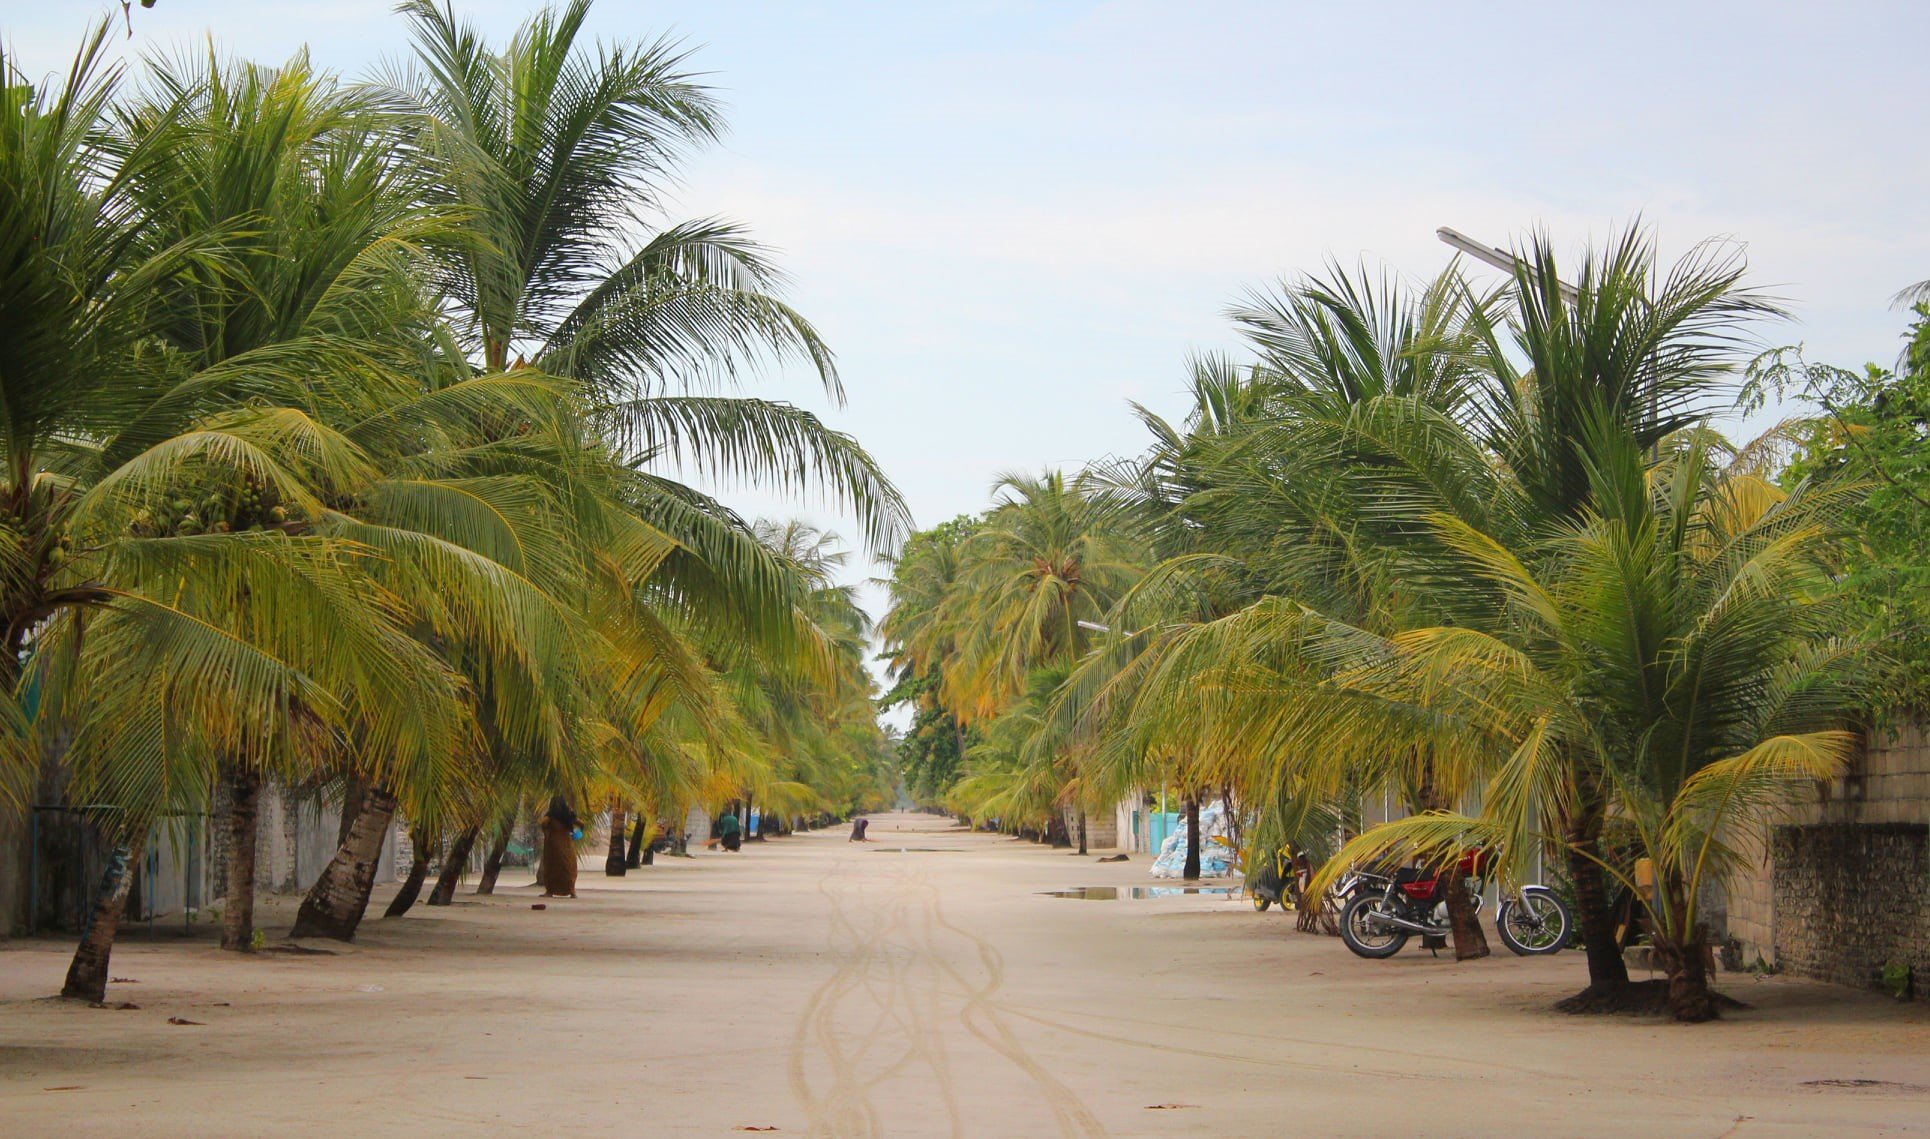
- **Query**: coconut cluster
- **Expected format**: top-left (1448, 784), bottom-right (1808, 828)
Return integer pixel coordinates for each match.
top-left (130, 479), bottom-right (295, 538)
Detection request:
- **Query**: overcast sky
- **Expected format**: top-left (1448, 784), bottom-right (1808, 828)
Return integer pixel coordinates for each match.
top-left (11, 2), bottom-right (1930, 659)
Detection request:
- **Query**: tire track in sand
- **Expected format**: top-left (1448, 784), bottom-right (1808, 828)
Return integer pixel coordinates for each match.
top-left (916, 878), bottom-right (1108, 1139)
top-left (789, 861), bottom-right (965, 1139)
top-left (789, 859), bottom-right (1106, 1139)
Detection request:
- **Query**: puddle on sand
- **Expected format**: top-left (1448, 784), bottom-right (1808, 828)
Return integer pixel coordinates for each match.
top-left (870, 847), bottom-right (964, 853)
top-left (1041, 886), bottom-right (1237, 900)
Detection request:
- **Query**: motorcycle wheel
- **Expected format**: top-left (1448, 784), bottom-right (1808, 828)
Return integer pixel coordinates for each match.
top-left (1497, 889), bottom-right (1572, 955)
top-left (1252, 894), bottom-right (1272, 913)
top-left (1339, 893), bottom-right (1409, 959)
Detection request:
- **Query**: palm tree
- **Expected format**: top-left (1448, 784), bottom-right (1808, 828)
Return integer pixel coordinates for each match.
top-left (944, 471), bottom-right (1144, 850)
top-left (391, 0), bottom-right (905, 554)
top-left (1077, 272), bottom-right (1498, 947)
top-left (1304, 435), bottom-right (1867, 1019)
top-left (1193, 230), bottom-right (1801, 1003)
top-left (947, 473), bottom-right (1141, 713)
top-left (740, 524), bottom-right (890, 826)
top-left (1078, 231), bottom-right (1812, 990)
top-left (879, 517), bottom-right (978, 803)
top-left (110, 44), bottom-right (455, 952)
top-left (9, 11), bottom-right (907, 998)
top-left (0, 25), bottom-right (474, 1000)
top-left (1072, 355), bottom-right (1287, 882)
top-left (286, 0), bottom-right (909, 938)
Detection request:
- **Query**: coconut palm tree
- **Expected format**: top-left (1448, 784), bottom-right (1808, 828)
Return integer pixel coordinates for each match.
top-left (1070, 355), bottom-right (1288, 881)
top-left (943, 471), bottom-right (1145, 849)
top-left (105, 43), bottom-right (463, 951)
top-left (390, 0), bottom-right (905, 555)
top-left (1166, 230), bottom-right (1801, 1001)
top-left (1075, 272), bottom-right (1499, 948)
top-left (1072, 230), bottom-right (1811, 987)
top-left (0, 25), bottom-right (477, 1000)
top-left (11, 11), bottom-right (906, 996)
top-left (1303, 433), bottom-right (1867, 1019)
top-left (879, 517), bottom-right (979, 804)
top-left (287, 0), bottom-right (908, 938)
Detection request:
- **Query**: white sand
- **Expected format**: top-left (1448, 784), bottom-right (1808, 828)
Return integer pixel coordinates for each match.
top-left (2, 811), bottom-right (1927, 1137)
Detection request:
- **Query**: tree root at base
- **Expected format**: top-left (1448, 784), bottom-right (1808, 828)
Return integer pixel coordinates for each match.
top-left (1554, 979), bottom-right (1750, 1017)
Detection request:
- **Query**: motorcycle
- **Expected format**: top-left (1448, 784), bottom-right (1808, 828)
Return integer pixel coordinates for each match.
top-left (1245, 846), bottom-right (1298, 912)
top-left (1337, 848), bottom-right (1572, 958)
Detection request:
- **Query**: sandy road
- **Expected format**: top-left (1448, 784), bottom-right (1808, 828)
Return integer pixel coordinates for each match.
top-left (2, 811), bottom-right (1928, 1137)
top-left (789, 851), bottom-right (1106, 1139)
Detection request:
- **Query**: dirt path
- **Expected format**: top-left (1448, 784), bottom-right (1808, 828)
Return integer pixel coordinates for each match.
top-left (3, 812), bottom-right (1927, 1137)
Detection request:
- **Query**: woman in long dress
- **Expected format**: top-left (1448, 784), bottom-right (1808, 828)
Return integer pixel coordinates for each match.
top-left (539, 798), bottom-right (580, 898)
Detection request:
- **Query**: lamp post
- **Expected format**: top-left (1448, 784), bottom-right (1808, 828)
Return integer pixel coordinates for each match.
top-left (1436, 226), bottom-right (1578, 303)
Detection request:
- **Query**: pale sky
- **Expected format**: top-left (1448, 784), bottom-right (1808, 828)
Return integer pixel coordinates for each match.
top-left (10, 2), bottom-right (1930, 658)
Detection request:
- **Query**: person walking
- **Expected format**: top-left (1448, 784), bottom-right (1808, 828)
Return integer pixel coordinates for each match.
top-left (539, 798), bottom-right (581, 898)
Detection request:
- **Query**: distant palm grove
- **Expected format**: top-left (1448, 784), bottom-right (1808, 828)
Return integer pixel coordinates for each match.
top-left (3, 3), bottom-right (905, 1002)
top-left (883, 237), bottom-right (1930, 1022)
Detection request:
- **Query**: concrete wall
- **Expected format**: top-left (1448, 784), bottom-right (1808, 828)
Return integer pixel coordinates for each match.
top-left (1720, 723), bottom-right (1930, 993)
top-left (683, 804), bottom-right (712, 846)
top-left (128, 816), bottom-right (211, 924)
top-left (1114, 799), bottom-right (1142, 852)
top-left (210, 785), bottom-right (396, 896)
top-left (1061, 804), bottom-right (1120, 850)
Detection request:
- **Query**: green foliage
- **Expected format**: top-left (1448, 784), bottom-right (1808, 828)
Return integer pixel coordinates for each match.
top-left (882, 225), bottom-right (1880, 1020)
top-left (888, 672), bottom-right (971, 803)
top-left (1751, 309), bottom-right (1930, 717)
top-left (3, 6), bottom-right (901, 880)
top-left (879, 482), bottom-right (1148, 823)
top-left (1880, 958), bottom-right (1914, 1000)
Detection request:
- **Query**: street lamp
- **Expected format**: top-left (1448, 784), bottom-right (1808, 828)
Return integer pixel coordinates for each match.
top-left (1436, 226), bottom-right (1578, 303)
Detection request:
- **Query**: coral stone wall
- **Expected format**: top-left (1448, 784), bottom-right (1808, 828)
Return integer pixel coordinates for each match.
top-left (1721, 723), bottom-right (1930, 995)
top-left (1770, 822), bottom-right (1929, 992)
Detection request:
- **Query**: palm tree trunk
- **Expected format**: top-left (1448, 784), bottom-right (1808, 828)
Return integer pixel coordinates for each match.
top-left (290, 784), bottom-right (396, 941)
top-left (624, 817), bottom-right (646, 868)
top-left (1565, 816), bottom-right (1631, 995)
top-left (604, 804), bottom-right (627, 876)
top-left (475, 822), bottom-right (511, 894)
top-left (426, 824), bottom-right (481, 906)
top-left (219, 763), bottom-right (263, 952)
top-left (384, 825), bottom-right (434, 917)
top-left (1182, 794), bottom-right (1201, 881)
top-left (1443, 870), bottom-right (1490, 961)
top-left (1077, 809), bottom-right (1088, 856)
top-left (60, 838), bottom-right (141, 1003)
top-left (1220, 784), bottom-right (1243, 860)
top-left (1414, 772), bottom-right (1489, 961)
top-left (335, 776), bottom-right (365, 847)
top-left (1655, 932), bottom-right (1719, 1023)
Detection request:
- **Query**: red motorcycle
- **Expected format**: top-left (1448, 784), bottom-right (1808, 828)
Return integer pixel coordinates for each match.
top-left (1337, 848), bottom-right (1570, 958)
